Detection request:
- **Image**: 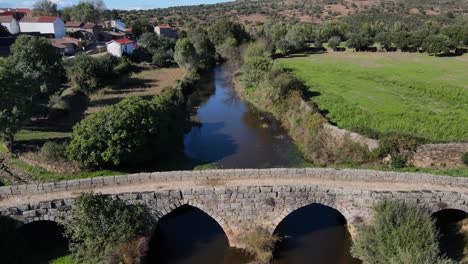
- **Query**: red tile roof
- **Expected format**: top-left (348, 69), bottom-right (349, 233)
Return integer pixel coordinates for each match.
top-left (113, 38), bottom-right (134, 45)
top-left (38, 16), bottom-right (58, 23)
top-left (82, 23), bottom-right (97, 29)
top-left (0, 15), bottom-right (13, 23)
top-left (0, 8), bottom-right (30, 14)
top-left (65, 21), bottom-right (83, 27)
top-left (21, 16), bottom-right (58, 23)
top-left (158, 25), bottom-right (172, 29)
top-left (0, 11), bottom-right (18, 16)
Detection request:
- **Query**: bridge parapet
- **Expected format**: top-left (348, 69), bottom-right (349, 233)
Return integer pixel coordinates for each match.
top-left (0, 168), bottom-right (467, 198)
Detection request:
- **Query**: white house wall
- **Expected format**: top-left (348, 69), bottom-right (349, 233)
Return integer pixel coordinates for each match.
top-left (19, 19), bottom-right (65, 38)
top-left (107, 42), bottom-right (122, 57)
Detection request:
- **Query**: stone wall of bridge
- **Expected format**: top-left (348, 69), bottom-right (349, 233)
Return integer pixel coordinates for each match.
top-left (0, 168), bottom-right (467, 247)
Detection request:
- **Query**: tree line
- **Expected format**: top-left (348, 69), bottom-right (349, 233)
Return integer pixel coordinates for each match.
top-left (256, 20), bottom-right (468, 56)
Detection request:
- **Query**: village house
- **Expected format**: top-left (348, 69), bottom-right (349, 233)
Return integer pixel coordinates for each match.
top-left (19, 16), bottom-right (65, 38)
top-left (49, 37), bottom-right (81, 56)
top-left (0, 8), bottom-right (30, 20)
top-left (155, 25), bottom-right (178, 38)
top-left (110, 19), bottom-right (126, 32)
top-left (0, 15), bottom-right (19, 34)
top-left (65, 22), bottom-right (100, 42)
top-left (106, 38), bottom-right (134, 57)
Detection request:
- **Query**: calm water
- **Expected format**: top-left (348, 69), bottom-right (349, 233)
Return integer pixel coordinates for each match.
top-left (184, 65), bottom-right (305, 168)
top-left (148, 65), bottom-right (359, 264)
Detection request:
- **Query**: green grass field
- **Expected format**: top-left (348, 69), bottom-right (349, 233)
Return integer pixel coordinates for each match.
top-left (278, 52), bottom-right (468, 142)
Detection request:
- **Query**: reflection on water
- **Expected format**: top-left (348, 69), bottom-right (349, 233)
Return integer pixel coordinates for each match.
top-left (146, 205), bottom-right (251, 264)
top-left (184, 65), bottom-right (305, 168)
top-left (273, 204), bottom-right (361, 264)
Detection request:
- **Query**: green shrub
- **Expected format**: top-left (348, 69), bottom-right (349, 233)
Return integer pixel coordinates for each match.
top-left (242, 227), bottom-right (281, 264)
top-left (40, 141), bottom-right (68, 162)
top-left (67, 95), bottom-right (185, 168)
top-left (351, 202), bottom-right (449, 264)
top-left (48, 93), bottom-right (70, 111)
top-left (351, 201), bottom-right (453, 264)
top-left (59, 192), bottom-right (153, 264)
top-left (376, 132), bottom-right (426, 158)
top-left (391, 154), bottom-right (407, 169)
top-left (462, 152), bottom-right (468, 166)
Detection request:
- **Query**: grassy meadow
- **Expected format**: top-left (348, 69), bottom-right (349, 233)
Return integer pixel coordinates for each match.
top-left (278, 52), bottom-right (468, 142)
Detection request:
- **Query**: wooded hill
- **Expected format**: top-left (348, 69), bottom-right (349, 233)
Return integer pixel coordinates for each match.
top-left (116, 0), bottom-right (468, 27)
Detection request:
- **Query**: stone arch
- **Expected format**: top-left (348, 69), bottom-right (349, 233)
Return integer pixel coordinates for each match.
top-left (267, 201), bottom-right (354, 235)
top-left (155, 199), bottom-right (234, 246)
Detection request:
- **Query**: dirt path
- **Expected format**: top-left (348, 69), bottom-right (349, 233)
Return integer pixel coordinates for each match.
top-left (1, 176), bottom-right (466, 208)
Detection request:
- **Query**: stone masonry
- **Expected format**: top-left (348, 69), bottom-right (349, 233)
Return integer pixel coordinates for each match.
top-left (0, 168), bottom-right (467, 247)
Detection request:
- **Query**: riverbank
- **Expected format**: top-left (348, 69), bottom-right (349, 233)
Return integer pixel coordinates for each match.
top-left (233, 51), bottom-right (468, 174)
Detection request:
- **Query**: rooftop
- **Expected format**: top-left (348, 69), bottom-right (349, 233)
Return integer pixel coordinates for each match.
top-left (21, 16), bottom-right (59, 23)
top-left (0, 15), bottom-right (13, 23)
top-left (112, 38), bottom-right (134, 45)
top-left (65, 21), bottom-right (83, 27)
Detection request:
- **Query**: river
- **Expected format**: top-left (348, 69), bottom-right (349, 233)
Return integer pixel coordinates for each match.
top-left (147, 65), bottom-right (359, 264)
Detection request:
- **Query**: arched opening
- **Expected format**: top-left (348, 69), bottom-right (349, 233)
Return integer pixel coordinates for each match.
top-left (16, 220), bottom-right (69, 263)
top-left (0, 216), bottom-right (24, 263)
top-left (146, 204), bottom-right (250, 264)
top-left (272, 204), bottom-right (361, 264)
top-left (432, 209), bottom-right (468, 262)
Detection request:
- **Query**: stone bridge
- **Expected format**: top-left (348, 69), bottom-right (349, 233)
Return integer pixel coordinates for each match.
top-left (0, 168), bottom-right (467, 246)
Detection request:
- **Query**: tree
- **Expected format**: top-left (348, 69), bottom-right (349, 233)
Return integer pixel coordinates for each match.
top-left (188, 28), bottom-right (216, 69)
top-left (139, 32), bottom-right (176, 67)
top-left (131, 19), bottom-right (153, 37)
top-left (70, 0), bottom-right (106, 24)
top-left (392, 31), bottom-right (412, 51)
top-left (442, 25), bottom-right (468, 48)
top-left (67, 96), bottom-right (184, 168)
top-left (422, 34), bottom-right (451, 55)
top-left (32, 0), bottom-right (57, 16)
top-left (59, 192), bottom-right (153, 264)
top-left (66, 54), bottom-right (100, 93)
top-left (328, 36), bottom-right (341, 50)
top-left (346, 32), bottom-right (372, 51)
top-left (10, 35), bottom-right (65, 94)
top-left (352, 201), bottom-right (453, 264)
top-left (0, 58), bottom-right (31, 142)
top-left (174, 38), bottom-right (197, 69)
top-left (207, 19), bottom-right (249, 46)
top-left (241, 55), bottom-right (273, 86)
top-left (375, 32), bottom-right (393, 50)
top-left (285, 24), bottom-right (309, 51)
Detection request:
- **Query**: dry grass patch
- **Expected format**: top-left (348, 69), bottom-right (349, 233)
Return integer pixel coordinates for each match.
top-left (86, 67), bottom-right (185, 114)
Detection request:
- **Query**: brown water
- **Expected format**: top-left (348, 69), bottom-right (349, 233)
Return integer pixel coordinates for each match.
top-left (147, 66), bottom-right (359, 264)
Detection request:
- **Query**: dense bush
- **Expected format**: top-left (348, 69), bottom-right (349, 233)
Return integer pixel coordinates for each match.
top-left (375, 132), bottom-right (426, 160)
top-left (242, 227), bottom-right (280, 264)
top-left (40, 141), bottom-right (68, 162)
top-left (67, 95), bottom-right (185, 168)
top-left (351, 201), bottom-right (453, 264)
top-left (328, 36), bottom-right (342, 49)
top-left (59, 192), bottom-right (153, 264)
top-left (66, 54), bottom-right (128, 93)
top-left (463, 152), bottom-right (468, 166)
top-left (422, 34), bottom-right (451, 55)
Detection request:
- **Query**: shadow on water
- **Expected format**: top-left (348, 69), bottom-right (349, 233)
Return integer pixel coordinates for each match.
top-left (273, 204), bottom-right (361, 264)
top-left (433, 209), bottom-right (468, 262)
top-left (146, 205), bottom-right (251, 264)
top-left (0, 217), bottom-right (69, 264)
